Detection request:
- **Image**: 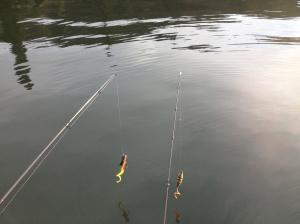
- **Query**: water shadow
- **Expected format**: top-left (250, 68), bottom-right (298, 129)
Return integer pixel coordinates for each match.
top-left (118, 201), bottom-right (130, 223)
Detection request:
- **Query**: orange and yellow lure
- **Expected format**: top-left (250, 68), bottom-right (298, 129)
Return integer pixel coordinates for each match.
top-left (116, 153), bottom-right (128, 183)
top-left (174, 170), bottom-right (184, 199)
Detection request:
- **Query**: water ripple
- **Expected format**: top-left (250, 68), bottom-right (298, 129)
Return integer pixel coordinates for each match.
top-left (13, 13), bottom-right (300, 52)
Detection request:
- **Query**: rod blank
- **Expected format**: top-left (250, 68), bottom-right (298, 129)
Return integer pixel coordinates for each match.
top-left (162, 72), bottom-right (182, 224)
top-left (0, 74), bottom-right (116, 215)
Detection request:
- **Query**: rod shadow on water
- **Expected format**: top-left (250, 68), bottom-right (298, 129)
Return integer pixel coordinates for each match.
top-left (0, 0), bottom-right (34, 90)
top-left (118, 201), bottom-right (130, 223)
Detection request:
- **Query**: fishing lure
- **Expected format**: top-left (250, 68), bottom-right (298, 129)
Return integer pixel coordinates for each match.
top-left (116, 153), bottom-right (128, 183)
top-left (173, 170), bottom-right (184, 199)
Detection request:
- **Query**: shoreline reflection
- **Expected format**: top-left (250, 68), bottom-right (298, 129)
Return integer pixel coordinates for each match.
top-left (0, 1), bottom-right (34, 90)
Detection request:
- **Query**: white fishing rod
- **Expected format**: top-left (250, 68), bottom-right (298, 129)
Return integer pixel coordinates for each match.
top-left (163, 72), bottom-right (182, 224)
top-left (0, 74), bottom-right (116, 215)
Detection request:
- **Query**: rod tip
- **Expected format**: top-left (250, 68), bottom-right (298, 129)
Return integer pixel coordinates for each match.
top-left (179, 72), bottom-right (182, 76)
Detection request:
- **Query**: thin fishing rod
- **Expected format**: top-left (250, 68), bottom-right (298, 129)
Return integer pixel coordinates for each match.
top-left (0, 74), bottom-right (116, 215)
top-left (163, 72), bottom-right (182, 224)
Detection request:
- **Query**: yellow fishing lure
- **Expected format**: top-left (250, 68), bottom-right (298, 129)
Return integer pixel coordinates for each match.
top-left (116, 154), bottom-right (128, 183)
top-left (174, 170), bottom-right (184, 199)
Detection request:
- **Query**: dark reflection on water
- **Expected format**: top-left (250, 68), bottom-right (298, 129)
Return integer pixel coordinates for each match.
top-left (0, 0), bottom-right (298, 64)
top-left (175, 210), bottom-right (182, 223)
top-left (1, 0), bottom-right (300, 50)
top-left (118, 201), bottom-right (130, 223)
top-left (1, 0), bottom-right (300, 224)
top-left (0, 1), bottom-right (34, 90)
top-left (257, 35), bottom-right (300, 45)
top-left (173, 44), bottom-right (221, 53)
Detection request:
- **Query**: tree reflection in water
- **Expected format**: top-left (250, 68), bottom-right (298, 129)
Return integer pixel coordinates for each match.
top-left (0, 0), bottom-right (35, 90)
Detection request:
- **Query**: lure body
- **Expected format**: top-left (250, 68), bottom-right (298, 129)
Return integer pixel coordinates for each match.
top-left (116, 154), bottom-right (128, 183)
top-left (174, 170), bottom-right (184, 199)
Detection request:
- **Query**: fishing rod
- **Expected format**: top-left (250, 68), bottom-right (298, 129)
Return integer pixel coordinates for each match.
top-left (163, 72), bottom-right (182, 224)
top-left (0, 74), bottom-right (116, 215)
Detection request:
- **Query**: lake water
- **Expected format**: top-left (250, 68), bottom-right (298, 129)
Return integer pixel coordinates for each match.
top-left (1, 0), bottom-right (300, 223)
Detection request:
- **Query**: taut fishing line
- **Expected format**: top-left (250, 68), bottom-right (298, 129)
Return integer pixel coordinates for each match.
top-left (178, 71), bottom-right (183, 168)
top-left (114, 75), bottom-right (129, 184)
top-left (115, 75), bottom-right (124, 154)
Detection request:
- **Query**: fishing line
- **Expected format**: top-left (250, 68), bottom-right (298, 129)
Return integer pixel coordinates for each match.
top-left (114, 75), bottom-right (129, 184)
top-left (0, 74), bottom-right (116, 215)
top-left (115, 75), bottom-right (125, 154)
top-left (162, 72), bottom-right (182, 224)
top-left (178, 73), bottom-right (183, 168)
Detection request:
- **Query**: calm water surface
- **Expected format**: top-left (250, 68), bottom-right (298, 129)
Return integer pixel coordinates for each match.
top-left (1, 0), bottom-right (300, 223)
